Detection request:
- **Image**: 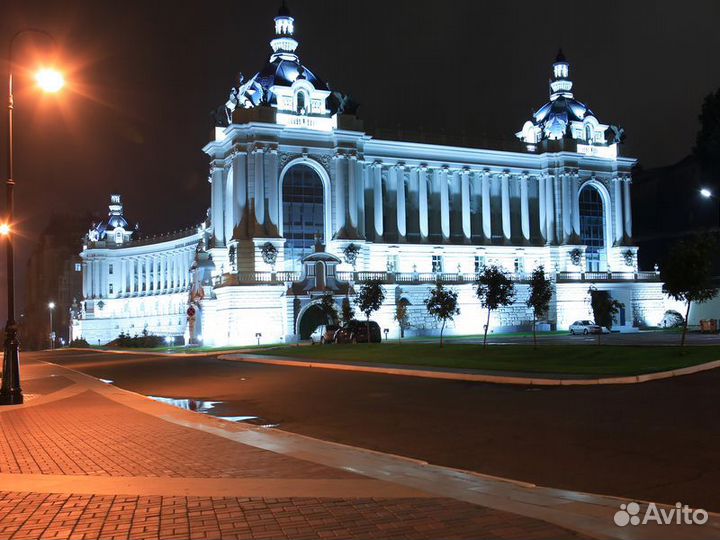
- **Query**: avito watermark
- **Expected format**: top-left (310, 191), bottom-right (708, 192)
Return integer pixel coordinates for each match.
top-left (614, 502), bottom-right (709, 527)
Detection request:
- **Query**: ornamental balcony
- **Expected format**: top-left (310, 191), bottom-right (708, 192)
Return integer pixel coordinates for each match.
top-left (212, 269), bottom-right (660, 287)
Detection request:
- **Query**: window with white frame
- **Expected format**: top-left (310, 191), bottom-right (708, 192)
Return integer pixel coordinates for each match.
top-left (474, 255), bottom-right (485, 273)
top-left (431, 255), bottom-right (444, 273)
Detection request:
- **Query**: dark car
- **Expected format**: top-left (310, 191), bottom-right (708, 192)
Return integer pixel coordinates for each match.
top-left (335, 320), bottom-right (382, 344)
top-left (319, 325), bottom-right (340, 344)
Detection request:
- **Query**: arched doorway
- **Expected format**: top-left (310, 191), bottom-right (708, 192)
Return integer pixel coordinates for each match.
top-left (282, 164), bottom-right (324, 270)
top-left (579, 185), bottom-right (605, 271)
top-left (297, 303), bottom-right (331, 339)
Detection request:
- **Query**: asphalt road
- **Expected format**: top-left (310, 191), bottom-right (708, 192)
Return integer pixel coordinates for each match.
top-left (29, 348), bottom-right (720, 512)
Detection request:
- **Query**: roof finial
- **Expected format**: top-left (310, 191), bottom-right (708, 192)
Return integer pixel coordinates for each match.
top-left (278, 0), bottom-right (290, 18)
top-left (555, 48), bottom-right (566, 64)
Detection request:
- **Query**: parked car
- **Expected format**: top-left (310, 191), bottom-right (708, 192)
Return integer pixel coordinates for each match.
top-left (334, 326), bottom-right (354, 344)
top-left (569, 320), bottom-right (602, 335)
top-left (319, 325), bottom-right (340, 344)
top-left (334, 320), bottom-right (382, 343)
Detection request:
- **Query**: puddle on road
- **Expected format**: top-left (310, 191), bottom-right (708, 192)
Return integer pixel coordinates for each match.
top-left (147, 396), bottom-right (279, 428)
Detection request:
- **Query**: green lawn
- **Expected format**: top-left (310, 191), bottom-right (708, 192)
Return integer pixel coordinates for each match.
top-left (252, 343), bottom-right (720, 376)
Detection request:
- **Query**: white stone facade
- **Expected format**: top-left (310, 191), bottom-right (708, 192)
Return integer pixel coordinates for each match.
top-left (72, 7), bottom-right (674, 346)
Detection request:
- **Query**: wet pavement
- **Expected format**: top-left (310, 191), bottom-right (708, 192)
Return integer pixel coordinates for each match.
top-left (35, 348), bottom-right (720, 513)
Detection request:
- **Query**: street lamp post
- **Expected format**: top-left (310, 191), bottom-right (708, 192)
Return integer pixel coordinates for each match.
top-left (48, 302), bottom-right (55, 350)
top-left (699, 187), bottom-right (720, 228)
top-left (0, 29), bottom-right (64, 406)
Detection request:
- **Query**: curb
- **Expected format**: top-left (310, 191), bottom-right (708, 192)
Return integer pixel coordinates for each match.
top-left (218, 355), bottom-right (720, 386)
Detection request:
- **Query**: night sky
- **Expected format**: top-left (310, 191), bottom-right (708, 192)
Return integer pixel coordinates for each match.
top-left (2, 0), bottom-right (720, 317)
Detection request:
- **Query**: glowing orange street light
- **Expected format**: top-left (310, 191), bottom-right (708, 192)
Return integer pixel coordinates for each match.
top-left (35, 68), bottom-right (64, 93)
top-left (0, 224), bottom-right (10, 236)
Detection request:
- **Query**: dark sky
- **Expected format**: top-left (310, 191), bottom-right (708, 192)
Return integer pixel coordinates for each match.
top-left (2, 0), bottom-right (720, 316)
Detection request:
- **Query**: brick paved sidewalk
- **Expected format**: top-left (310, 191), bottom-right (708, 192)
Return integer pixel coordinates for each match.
top-left (0, 359), bottom-right (581, 540)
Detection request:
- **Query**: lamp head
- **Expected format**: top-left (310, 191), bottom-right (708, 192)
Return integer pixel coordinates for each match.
top-left (35, 68), bottom-right (64, 93)
top-left (0, 223), bottom-right (10, 236)
top-left (700, 188), bottom-right (712, 199)
top-left (48, 302), bottom-right (55, 309)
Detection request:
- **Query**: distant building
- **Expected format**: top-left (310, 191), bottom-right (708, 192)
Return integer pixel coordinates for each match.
top-left (71, 6), bottom-right (675, 346)
top-left (23, 214), bottom-right (86, 349)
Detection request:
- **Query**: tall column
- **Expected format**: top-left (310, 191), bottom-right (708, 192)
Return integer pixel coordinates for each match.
top-left (95, 260), bottom-right (101, 298)
top-left (623, 177), bottom-right (632, 238)
top-left (373, 162), bottom-right (383, 238)
top-left (231, 152), bottom-right (247, 239)
top-left (118, 259), bottom-right (125, 296)
top-left (224, 162), bottom-right (234, 243)
top-left (481, 171), bottom-right (491, 240)
top-left (501, 173), bottom-right (511, 241)
top-left (461, 168), bottom-right (471, 240)
top-left (418, 166), bottom-right (429, 239)
top-left (571, 173), bottom-right (581, 237)
top-left (267, 148), bottom-right (279, 231)
top-left (84, 261), bottom-right (91, 298)
top-left (562, 173), bottom-right (572, 241)
top-left (358, 161), bottom-right (367, 238)
top-left (161, 254), bottom-right (167, 292)
top-left (210, 162), bottom-right (225, 246)
top-left (348, 155), bottom-right (358, 230)
top-left (254, 147), bottom-right (265, 229)
top-left (154, 256), bottom-right (161, 293)
top-left (127, 259), bottom-right (133, 295)
top-left (545, 174), bottom-right (555, 244)
top-left (394, 165), bottom-right (406, 238)
top-left (520, 174), bottom-right (530, 241)
top-left (440, 167), bottom-right (450, 240)
top-left (613, 177), bottom-right (623, 243)
top-left (137, 257), bottom-right (144, 294)
top-left (334, 153), bottom-right (346, 234)
top-left (538, 175), bottom-right (546, 241)
top-left (145, 256), bottom-right (152, 293)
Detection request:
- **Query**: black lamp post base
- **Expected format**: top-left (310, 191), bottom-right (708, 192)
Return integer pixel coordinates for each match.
top-left (0, 333), bottom-right (22, 405)
top-left (0, 388), bottom-right (22, 405)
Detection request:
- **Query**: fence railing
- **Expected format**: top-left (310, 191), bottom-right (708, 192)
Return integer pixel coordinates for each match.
top-left (556, 270), bottom-right (660, 282)
top-left (214, 269), bottom-right (661, 287)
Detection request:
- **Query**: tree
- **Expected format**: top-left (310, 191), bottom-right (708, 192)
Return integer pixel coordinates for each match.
top-left (588, 288), bottom-right (624, 343)
top-left (424, 281), bottom-right (459, 347)
top-left (694, 89), bottom-right (720, 176)
top-left (318, 294), bottom-right (339, 326)
top-left (355, 279), bottom-right (385, 343)
top-left (475, 266), bottom-right (515, 348)
top-left (661, 234), bottom-right (719, 346)
top-left (394, 300), bottom-right (410, 340)
top-left (526, 266), bottom-right (553, 348)
top-left (340, 296), bottom-right (355, 326)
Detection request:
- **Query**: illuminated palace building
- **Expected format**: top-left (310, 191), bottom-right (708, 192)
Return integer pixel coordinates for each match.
top-left (72, 6), bottom-right (673, 345)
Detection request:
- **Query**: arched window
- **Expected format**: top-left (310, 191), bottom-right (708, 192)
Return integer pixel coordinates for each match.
top-left (585, 124), bottom-right (594, 143)
top-left (579, 186), bottom-right (605, 272)
top-left (282, 164), bottom-right (324, 268)
top-left (296, 91), bottom-right (307, 114)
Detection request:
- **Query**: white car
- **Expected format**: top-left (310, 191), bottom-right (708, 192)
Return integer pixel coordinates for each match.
top-left (569, 320), bottom-right (602, 335)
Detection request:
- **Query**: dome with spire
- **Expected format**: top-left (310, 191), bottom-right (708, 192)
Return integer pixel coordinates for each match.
top-left (216, 2), bottom-right (354, 131)
top-left (87, 194), bottom-right (136, 245)
top-left (516, 50), bottom-right (623, 150)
